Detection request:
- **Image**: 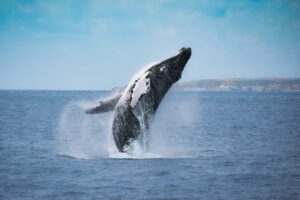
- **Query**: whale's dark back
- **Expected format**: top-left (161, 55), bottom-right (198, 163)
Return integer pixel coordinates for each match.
top-left (112, 47), bottom-right (192, 152)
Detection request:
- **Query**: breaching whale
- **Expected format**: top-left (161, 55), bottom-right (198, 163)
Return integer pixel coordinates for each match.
top-left (86, 47), bottom-right (192, 152)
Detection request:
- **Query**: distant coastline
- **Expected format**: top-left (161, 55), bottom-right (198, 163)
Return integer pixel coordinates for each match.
top-left (112, 78), bottom-right (300, 93)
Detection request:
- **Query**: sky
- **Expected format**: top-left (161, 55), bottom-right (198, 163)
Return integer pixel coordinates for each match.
top-left (0, 0), bottom-right (300, 90)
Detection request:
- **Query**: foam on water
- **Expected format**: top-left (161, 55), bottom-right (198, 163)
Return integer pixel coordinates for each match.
top-left (56, 91), bottom-right (200, 160)
top-left (56, 95), bottom-right (165, 159)
top-left (56, 99), bottom-right (113, 159)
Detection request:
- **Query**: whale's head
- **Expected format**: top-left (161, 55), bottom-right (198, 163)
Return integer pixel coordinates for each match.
top-left (144, 47), bottom-right (192, 101)
top-left (175, 47), bottom-right (192, 79)
top-left (160, 47), bottom-right (192, 83)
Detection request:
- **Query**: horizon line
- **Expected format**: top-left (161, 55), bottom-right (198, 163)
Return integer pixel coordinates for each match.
top-left (1, 76), bottom-right (299, 91)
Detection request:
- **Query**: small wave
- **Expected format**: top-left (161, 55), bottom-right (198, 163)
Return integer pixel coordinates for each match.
top-left (58, 152), bottom-right (92, 160)
top-left (154, 170), bottom-right (170, 176)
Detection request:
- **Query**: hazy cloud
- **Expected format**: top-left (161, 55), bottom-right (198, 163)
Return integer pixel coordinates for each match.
top-left (0, 0), bottom-right (299, 89)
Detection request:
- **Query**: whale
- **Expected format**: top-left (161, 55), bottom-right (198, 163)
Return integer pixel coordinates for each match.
top-left (86, 47), bottom-right (192, 152)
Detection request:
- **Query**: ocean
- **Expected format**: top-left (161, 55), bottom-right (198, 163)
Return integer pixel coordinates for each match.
top-left (0, 90), bottom-right (299, 199)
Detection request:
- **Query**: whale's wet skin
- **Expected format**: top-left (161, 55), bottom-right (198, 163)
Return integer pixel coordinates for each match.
top-left (86, 47), bottom-right (192, 152)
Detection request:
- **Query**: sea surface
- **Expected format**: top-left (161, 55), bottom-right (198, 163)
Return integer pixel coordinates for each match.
top-left (0, 90), bottom-right (299, 199)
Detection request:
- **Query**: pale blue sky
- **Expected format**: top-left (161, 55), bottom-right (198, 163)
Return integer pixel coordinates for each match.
top-left (0, 0), bottom-right (300, 90)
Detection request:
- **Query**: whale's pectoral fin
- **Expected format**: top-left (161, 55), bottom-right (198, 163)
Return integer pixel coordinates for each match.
top-left (85, 94), bottom-right (122, 114)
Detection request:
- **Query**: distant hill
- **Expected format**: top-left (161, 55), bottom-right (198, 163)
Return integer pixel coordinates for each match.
top-left (112, 78), bottom-right (300, 93)
top-left (173, 78), bottom-right (300, 92)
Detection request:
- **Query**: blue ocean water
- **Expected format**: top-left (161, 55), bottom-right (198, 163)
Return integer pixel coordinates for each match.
top-left (0, 90), bottom-right (299, 199)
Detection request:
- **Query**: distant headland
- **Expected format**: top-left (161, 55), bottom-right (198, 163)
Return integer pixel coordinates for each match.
top-left (112, 78), bottom-right (300, 92)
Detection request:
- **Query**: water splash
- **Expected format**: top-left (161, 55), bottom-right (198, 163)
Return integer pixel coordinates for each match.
top-left (56, 99), bottom-right (114, 159)
top-left (56, 92), bottom-right (200, 159)
top-left (56, 97), bottom-right (162, 159)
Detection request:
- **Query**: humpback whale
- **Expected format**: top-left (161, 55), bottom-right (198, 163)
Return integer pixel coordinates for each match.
top-left (86, 47), bottom-right (192, 152)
